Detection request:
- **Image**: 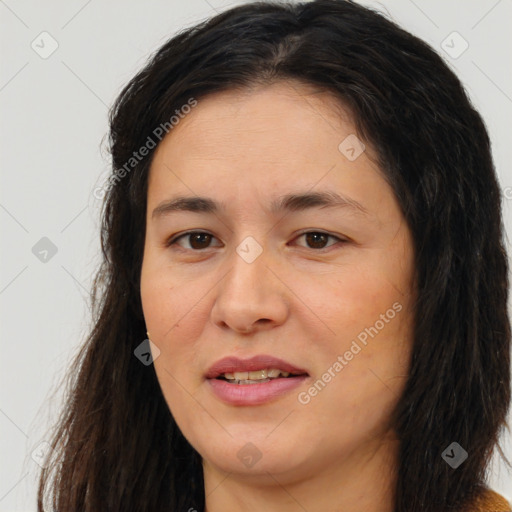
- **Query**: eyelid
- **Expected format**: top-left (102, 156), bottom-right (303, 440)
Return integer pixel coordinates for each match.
top-left (293, 230), bottom-right (349, 250)
top-left (165, 230), bottom-right (221, 249)
top-left (294, 229), bottom-right (348, 243)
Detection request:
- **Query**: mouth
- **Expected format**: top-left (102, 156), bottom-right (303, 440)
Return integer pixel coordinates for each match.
top-left (205, 355), bottom-right (309, 405)
top-left (215, 368), bottom-right (308, 384)
top-left (205, 354), bottom-right (309, 381)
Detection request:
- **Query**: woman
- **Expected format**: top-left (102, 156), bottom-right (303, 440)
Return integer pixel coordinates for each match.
top-left (38, 1), bottom-right (511, 511)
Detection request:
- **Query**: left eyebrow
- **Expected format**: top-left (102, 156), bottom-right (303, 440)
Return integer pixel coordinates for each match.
top-left (151, 190), bottom-right (369, 220)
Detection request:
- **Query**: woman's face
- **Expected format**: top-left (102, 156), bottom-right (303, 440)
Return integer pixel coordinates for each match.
top-left (140, 81), bottom-right (415, 482)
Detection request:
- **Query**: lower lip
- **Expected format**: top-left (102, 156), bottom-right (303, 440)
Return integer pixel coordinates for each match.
top-left (207, 376), bottom-right (309, 406)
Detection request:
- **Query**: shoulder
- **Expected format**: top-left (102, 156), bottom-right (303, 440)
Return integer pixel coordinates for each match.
top-left (466, 489), bottom-right (511, 512)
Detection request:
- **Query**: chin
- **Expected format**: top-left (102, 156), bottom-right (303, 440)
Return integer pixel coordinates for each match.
top-left (198, 436), bottom-right (316, 480)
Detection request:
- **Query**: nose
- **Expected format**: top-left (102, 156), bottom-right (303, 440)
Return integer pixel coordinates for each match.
top-left (210, 242), bottom-right (289, 334)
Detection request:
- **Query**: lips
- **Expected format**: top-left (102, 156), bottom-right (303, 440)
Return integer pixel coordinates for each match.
top-left (206, 354), bottom-right (309, 406)
top-left (205, 354), bottom-right (309, 379)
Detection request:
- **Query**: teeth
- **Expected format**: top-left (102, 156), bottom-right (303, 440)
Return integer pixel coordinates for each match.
top-left (236, 379), bottom-right (271, 385)
top-left (222, 368), bottom-right (293, 382)
top-left (248, 370), bottom-right (267, 380)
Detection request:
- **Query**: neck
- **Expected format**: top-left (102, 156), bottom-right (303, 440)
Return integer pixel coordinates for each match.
top-left (202, 436), bottom-right (398, 512)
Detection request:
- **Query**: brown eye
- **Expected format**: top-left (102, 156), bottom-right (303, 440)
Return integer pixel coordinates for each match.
top-left (304, 232), bottom-right (329, 249)
top-left (167, 231), bottom-right (220, 250)
top-left (188, 233), bottom-right (213, 249)
top-left (295, 231), bottom-right (343, 250)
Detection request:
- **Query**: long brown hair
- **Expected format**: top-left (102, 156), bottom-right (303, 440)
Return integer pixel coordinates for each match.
top-left (38, 1), bottom-right (511, 510)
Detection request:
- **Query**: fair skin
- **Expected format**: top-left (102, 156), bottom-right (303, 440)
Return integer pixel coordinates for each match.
top-left (140, 81), bottom-right (416, 512)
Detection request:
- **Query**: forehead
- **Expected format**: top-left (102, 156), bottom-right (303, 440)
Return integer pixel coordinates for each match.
top-left (146, 81), bottom-right (392, 221)
top-left (154, 82), bottom-right (357, 159)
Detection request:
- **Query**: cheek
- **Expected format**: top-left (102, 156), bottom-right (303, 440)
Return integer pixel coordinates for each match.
top-left (316, 258), bottom-right (413, 387)
top-left (140, 263), bottom-right (209, 383)
top-left (141, 259), bottom-right (194, 334)
top-left (323, 267), bottom-right (400, 334)
top-left (151, 358), bottom-right (203, 443)
top-left (329, 236), bottom-right (413, 328)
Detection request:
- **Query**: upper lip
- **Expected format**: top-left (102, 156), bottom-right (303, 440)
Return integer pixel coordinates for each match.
top-left (205, 355), bottom-right (309, 379)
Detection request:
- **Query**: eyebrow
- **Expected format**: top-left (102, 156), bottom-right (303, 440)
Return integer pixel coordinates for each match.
top-left (151, 191), bottom-right (368, 220)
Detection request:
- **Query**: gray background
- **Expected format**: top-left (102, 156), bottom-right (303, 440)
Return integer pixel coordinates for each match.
top-left (1, 0), bottom-right (511, 509)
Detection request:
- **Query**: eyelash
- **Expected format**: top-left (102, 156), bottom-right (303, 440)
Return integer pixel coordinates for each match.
top-left (165, 230), bottom-right (347, 252)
